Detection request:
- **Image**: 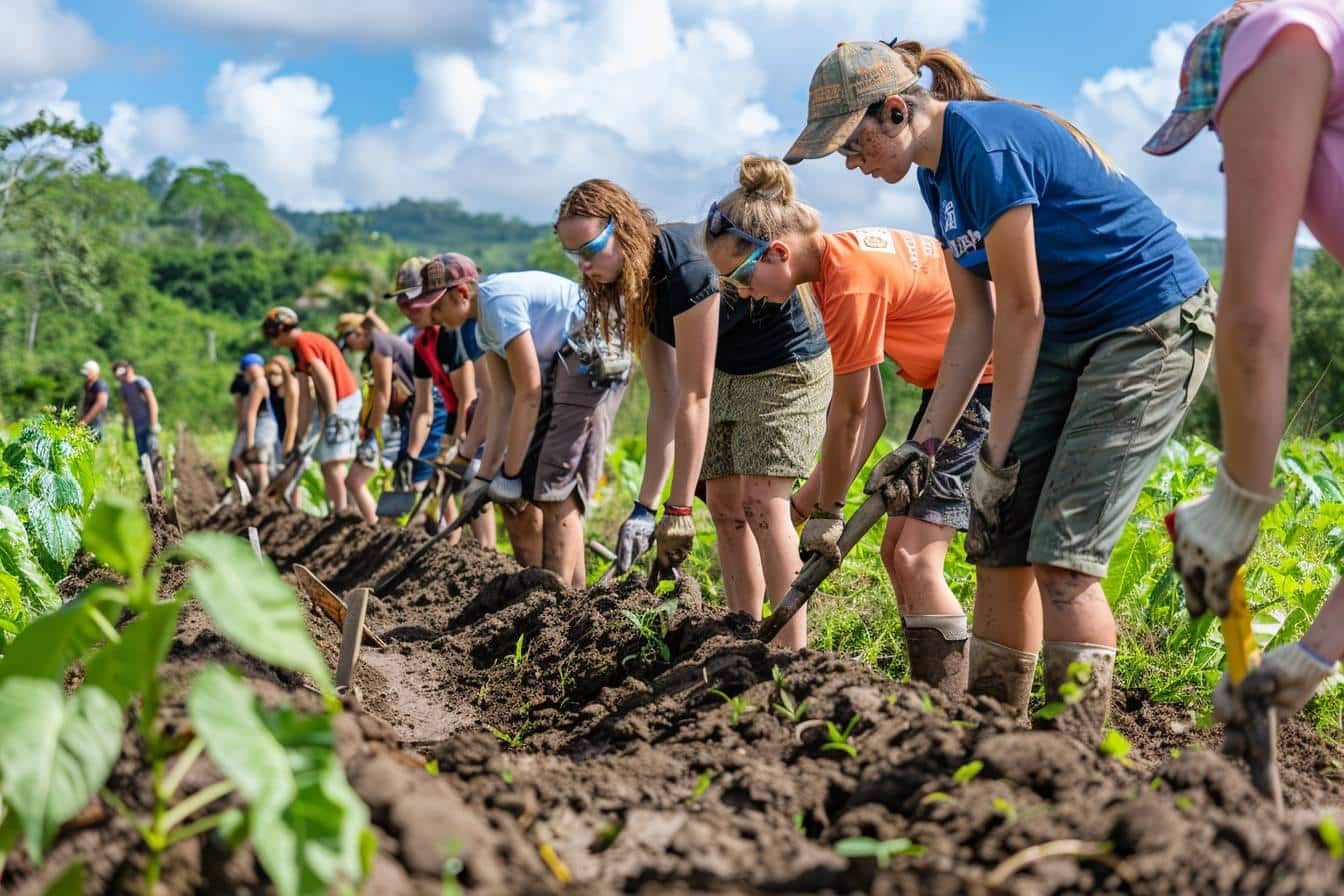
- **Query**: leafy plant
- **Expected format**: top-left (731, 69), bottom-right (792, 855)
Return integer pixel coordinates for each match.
top-left (620, 596), bottom-right (679, 667)
top-left (709, 688), bottom-right (755, 725)
top-left (512, 633), bottom-right (526, 673)
top-left (820, 714), bottom-right (860, 758)
top-left (771, 665), bottom-right (808, 722)
top-left (833, 836), bottom-right (925, 867)
top-left (1098, 729), bottom-right (1134, 764)
top-left (952, 760), bottom-right (984, 785)
top-left (992, 797), bottom-right (1018, 822)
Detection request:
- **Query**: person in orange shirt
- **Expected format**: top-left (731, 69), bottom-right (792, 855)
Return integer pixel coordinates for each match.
top-left (263, 306), bottom-right (363, 513)
top-left (703, 155), bottom-right (993, 694)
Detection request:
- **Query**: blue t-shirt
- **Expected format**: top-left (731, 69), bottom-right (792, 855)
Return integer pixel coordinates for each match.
top-left (917, 101), bottom-right (1207, 343)
top-left (475, 271), bottom-right (586, 377)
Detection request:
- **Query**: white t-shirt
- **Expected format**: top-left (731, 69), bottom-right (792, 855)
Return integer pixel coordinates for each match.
top-left (474, 271), bottom-right (587, 377)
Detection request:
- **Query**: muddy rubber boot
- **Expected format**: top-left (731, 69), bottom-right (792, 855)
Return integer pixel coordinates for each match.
top-left (904, 614), bottom-right (969, 698)
top-left (967, 636), bottom-right (1038, 723)
top-left (1040, 641), bottom-right (1117, 745)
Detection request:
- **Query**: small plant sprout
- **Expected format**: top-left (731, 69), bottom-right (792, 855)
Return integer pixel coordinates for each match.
top-left (834, 836), bottom-right (926, 868)
top-left (690, 770), bottom-right (714, 802)
top-left (920, 791), bottom-right (952, 806)
top-left (821, 714), bottom-right (861, 757)
top-left (953, 760), bottom-right (984, 785)
top-left (491, 722), bottom-right (530, 750)
top-left (1318, 815), bottom-right (1344, 860)
top-left (620, 596), bottom-right (680, 667)
top-left (1098, 729), bottom-right (1134, 765)
top-left (1034, 660), bottom-right (1092, 721)
top-left (441, 837), bottom-right (465, 896)
top-left (793, 813), bottom-right (806, 835)
top-left (993, 797), bottom-right (1018, 823)
top-left (771, 665), bottom-right (808, 722)
top-left (425, 758), bottom-right (440, 777)
top-left (512, 634), bottom-right (526, 672)
top-left (709, 688), bottom-right (755, 725)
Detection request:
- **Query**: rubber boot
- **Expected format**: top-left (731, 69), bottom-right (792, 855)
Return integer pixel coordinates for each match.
top-left (904, 614), bottom-right (969, 698)
top-left (1040, 641), bottom-right (1117, 745)
top-left (967, 636), bottom-right (1038, 723)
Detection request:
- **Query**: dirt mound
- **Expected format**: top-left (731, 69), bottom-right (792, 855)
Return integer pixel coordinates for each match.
top-left (7, 446), bottom-right (1344, 895)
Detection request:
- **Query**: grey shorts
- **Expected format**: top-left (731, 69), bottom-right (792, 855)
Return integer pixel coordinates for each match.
top-left (230, 415), bottom-right (278, 465)
top-left (969, 284), bottom-right (1216, 577)
top-left (702, 352), bottom-right (832, 481)
top-left (900, 383), bottom-right (992, 531)
top-left (520, 351), bottom-right (626, 512)
top-left (312, 393), bottom-right (362, 465)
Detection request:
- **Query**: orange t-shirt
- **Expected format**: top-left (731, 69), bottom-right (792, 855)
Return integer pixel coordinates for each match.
top-left (291, 330), bottom-right (358, 401)
top-left (814, 228), bottom-right (993, 389)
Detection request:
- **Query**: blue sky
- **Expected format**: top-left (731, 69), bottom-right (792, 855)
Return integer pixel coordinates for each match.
top-left (2, 1), bottom-right (1234, 235)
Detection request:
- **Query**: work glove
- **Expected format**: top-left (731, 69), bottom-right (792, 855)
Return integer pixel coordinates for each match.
top-left (1170, 460), bottom-right (1281, 617)
top-left (613, 502), bottom-right (656, 574)
top-left (443, 448), bottom-right (475, 494)
top-left (355, 434), bottom-right (379, 466)
top-left (965, 446), bottom-right (1019, 562)
top-left (151, 423), bottom-right (162, 434)
top-left (488, 470), bottom-right (526, 510)
top-left (800, 509), bottom-right (844, 564)
top-left (458, 475), bottom-right (493, 522)
top-left (144, 432), bottom-right (160, 456)
top-left (395, 457), bottom-right (414, 490)
top-left (654, 508), bottom-right (696, 569)
top-left (1214, 642), bottom-right (1336, 725)
top-left (864, 439), bottom-right (935, 515)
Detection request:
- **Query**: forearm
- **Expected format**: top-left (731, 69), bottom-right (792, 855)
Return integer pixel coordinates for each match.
top-left (817, 406), bottom-right (865, 511)
top-left (982, 305), bottom-right (1042, 465)
top-left (1216, 289), bottom-right (1289, 493)
top-left (479, 380), bottom-right (514, 477)
top-left (668, 394), bottom-right (710, 507)
top-left (1304, 583), bottom-right (1344, 664)
top-left (244, 394), bottom-right (262, 445)
top-left (639, 400), bottom-right (676, 507)
top-left (296, 387), bottom-right (313, 441)
top-left (148, 395), bottom-right (160, 428)
top-left (503, 389), bottom-right (541, 476)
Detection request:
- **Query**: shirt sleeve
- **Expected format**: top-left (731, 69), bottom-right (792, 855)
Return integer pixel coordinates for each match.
top-left (917, 171), bottom-right (948, 248)
top-left (413, 348), bottom-right (430, 380)
top-left (821, 291), bottom-right (888, 377)
top-left (666, 258), bottom-right (719, 316)
top-left (136, 376), bottom-right (152, 393)
top-left (291, 339), bottom-right (314, 373)
top-left (959, 144), bottom-right (1040, 236)
top-left (1216, 3), bottom-right (1341, 124)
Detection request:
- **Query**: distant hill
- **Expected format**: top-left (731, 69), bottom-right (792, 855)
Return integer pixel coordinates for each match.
top-left (277, 199), bottom-right (549, 273)
top-left (1187, 237), bottom-right (1317, 274)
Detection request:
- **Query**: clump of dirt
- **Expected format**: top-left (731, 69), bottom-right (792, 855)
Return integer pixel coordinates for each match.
top-left (7, 443), bottom-right (1344, 895)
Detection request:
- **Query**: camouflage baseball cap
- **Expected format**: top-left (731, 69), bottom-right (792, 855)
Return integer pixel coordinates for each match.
top-left (784, 41), bottom-right (919, 164)
top-left (384, 255), bottom-right (430, 299)
top-left (1143, 1), bottom-right (1266, 156)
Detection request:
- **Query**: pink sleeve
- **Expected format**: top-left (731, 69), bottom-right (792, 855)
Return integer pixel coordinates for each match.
top-left (1215, 0), bottom-right (1342, 124)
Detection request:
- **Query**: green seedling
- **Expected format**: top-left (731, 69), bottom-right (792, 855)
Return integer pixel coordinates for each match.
top-left (709, 688), bottom-right (755, 725)
top-left (512, 634), bottom-right (526, 673)
top-left (425, 759), bottom-right (440, 777)
top-left (1318, 816), bottom-right (1344, 860)
top-left (1150, 776), bottom-right (1165, 791)
top-left (500, 768), bottom-right (514, 784)
top-left (920, 791), bottom-right (952, 806)
top-left (793, 813), bottom-right (806, 835)
top-left (1098, 729), bottom-right (1134, 764)
top-left (690, 770), bottom-right (713, 802)
top-left (1035, 660), bottom-right (1093, 721)
top-left (993, 797), bottom-right (1018, 823)
top-left (491, 723), bottom-right (530, 750)
top-left (834, 836), bottom-right (925, 868)
top-left (1175, 795), bottom-right (1194, 812)
top-left (620, 596), bottom-right (680, 667)
top-left (441, 836), bottom-right (465, 896)
top-left (821, 714), bottom-right (860, 757)
top-left (773, 689), bottom-right (809, 723)
top-left (953, 760), bottom-right (984, 785)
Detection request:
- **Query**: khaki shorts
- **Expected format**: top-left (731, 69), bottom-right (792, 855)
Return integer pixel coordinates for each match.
top-left (702, 351), bottom-right (832, 481)
top-left (969, 284), bottom-right (1216, 577)
top-left (521, 351), bottom-right (626, 512)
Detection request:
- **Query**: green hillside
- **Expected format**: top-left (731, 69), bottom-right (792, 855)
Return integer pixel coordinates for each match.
top-left (1186, 236), bottom-right (1317, 274)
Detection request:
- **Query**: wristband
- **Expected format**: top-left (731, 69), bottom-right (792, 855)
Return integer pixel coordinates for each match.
top-left (1300, 641), bottom-right (1336, 668)
top-left (663, 503), bottom-right (693, 517)
top-left (810, 506), bottom-right (843, 521)
top-left (918, 437), bottom-right (942, 457)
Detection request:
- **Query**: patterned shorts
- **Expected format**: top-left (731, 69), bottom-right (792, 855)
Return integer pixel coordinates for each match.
top-left (701, 351), bottom-right (832, 481)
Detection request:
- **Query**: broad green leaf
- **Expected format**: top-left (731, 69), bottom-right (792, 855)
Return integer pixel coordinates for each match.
top-left (0, 586), bottom-right (127, 684)
top-left (0, 678), bottom-right (122, 861)
top-left (0, 505), bottom-right (59, 615)
top-left (83, 596), bottom-right (184, 709)
top-left (49, 475), bottom-right (83, 513)
top-left (41, 862), bottom-right (85, 896)
top-left (176, 534), bottom-right (333, 692)
top-left (26, 503), bottom-right (81, 581)
top-left (81, 498), bottom-right (153, 580)
top-left (834, 836), bottom-right (880, 858)
top-left (0, 571), bottom-right (20, 619)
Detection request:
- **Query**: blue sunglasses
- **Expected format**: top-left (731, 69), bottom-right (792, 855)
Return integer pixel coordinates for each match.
top-left (564, 218), bottom-right (616, 264)
top-left (705, 202), bottom-right (769, 291)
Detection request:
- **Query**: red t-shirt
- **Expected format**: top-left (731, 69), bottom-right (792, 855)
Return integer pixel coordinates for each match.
top-left (412, 326), bottom-right (461, 413)
top-left (291, 331), bottom-right (358, 401)
top-left (814, 228), bottom-right (994, 389)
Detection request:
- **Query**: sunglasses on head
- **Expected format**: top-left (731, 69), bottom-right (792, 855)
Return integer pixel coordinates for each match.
top-left (564, 218), bottom-right (616, 263)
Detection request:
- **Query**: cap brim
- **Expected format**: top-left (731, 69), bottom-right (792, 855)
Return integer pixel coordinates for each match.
top-left (403, 287), bottom-right (446, 311)
top-left (1143, 108), bottom-right (1212, 156)
top-left (783, 107), bottom-right (868, 164)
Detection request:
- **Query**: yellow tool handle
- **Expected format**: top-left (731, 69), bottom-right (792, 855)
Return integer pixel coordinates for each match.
top-left (1220, 568), bottom-right (1260, 684)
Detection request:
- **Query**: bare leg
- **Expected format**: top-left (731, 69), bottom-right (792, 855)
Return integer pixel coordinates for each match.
top-left (971, 566), bottom-right (1042, 653)
top-left (250, 463), bottom-right (270, 495)
top-left (503, 503), bottom-right (543, 567)
top-left (881, 516), bottom-right (963, 617)
top-left (743, 475), bottom-right (806, 649)
top-left (706, 476), bottom-right (765, 618)
top-left (541, 495), bottom-right (585, 587)
top-left (321, 460), bottom-right (348, 513)
top-left (1034, 564), bottom-right (1114, 647)
top-left (345, 461), bottom-right (378, 524)
top-left (472, 506), bottom-right (496, 548)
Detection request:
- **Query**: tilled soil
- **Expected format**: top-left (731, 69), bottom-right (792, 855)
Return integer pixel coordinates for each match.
top-left (6, 439), bottom-right (1344, 895)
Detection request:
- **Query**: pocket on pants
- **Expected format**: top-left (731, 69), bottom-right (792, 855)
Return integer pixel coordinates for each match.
top-left (1181, 297), bottom-right (1216, 404)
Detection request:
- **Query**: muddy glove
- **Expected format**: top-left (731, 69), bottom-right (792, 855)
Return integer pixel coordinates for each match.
top-left (613, 502), bottom-right (656, 574)
top-left (965, 447), bottom-right (1019, 562)
top-left (240, 445), bottom-right (262, 465)
top-left (1214, 642), bottom-right (1336, 725)
top-left (654, 507), bottom-right (696, 569)
top-left (395, 457), bottom-right (414, 490)
top-left (1170, 460), bottom-right (1281, 617)
top-left (864, 439), bottom-right (935, 515)
top-left (355, 434), bottom-right (379, 466)
top-left (458, 475), bottom-right (493, 521)
top-left (488, 470), bottom-right (526, 510)
top-left (800, 508), bottom-right (844, 564)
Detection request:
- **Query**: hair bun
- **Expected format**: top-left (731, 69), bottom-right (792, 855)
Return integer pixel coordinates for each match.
top-left (737, 154), bottom-right (795, 203)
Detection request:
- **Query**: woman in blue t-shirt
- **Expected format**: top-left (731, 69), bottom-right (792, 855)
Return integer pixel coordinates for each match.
top-left (785, 39), bottom-right (1215, 739)
top-left (556, 180), bottom-right (831, 648)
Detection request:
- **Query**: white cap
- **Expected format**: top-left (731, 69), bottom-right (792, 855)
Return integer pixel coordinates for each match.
top-left (80, 360), bottom-right (99, 376)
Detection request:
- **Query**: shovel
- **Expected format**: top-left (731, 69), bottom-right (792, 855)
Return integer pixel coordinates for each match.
top-left (372, 493), bottom-right (484, 594)
top-left (757, 489), bottom-right (894, 643)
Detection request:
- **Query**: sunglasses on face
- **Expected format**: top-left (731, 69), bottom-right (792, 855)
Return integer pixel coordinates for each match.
top-left (722, 244), bottom-right (767, 292)
top-left (564, 218), bottom-right (615, 264)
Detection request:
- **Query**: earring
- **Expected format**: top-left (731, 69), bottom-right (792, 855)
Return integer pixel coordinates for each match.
top-left (890, 109), bottom-right (905, 125)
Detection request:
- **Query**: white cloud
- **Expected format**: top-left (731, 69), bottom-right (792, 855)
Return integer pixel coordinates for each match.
top-left (0, 79), bottom-right (82, 125)
top-left (144, 0), bottom-right (494, 47)
top-left (0, 0), bottom-right (102, 81)
top-left (1071, 22), bottom-right (1227, 237)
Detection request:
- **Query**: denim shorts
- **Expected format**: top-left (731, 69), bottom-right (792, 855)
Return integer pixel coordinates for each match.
top-left (901, 383), bottom-right (992, 531)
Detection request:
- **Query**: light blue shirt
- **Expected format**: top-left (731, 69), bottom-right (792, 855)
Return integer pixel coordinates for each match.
top-left (475, 271), bottom-right (587, 376)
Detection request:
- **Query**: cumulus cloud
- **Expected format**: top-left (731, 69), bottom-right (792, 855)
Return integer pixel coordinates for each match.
top-left (1071, 22), bottom-right (1227, 237)
top-left (0, 0), bottom-right (102, 81)
top-left (0, 79), bottom-right (82, 125)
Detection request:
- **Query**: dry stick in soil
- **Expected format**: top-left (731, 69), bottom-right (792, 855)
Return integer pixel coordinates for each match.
top-left (293, 563), bottom-right (387, 648)
top-left (978, 839), bottom-right (1138, 892)
top-left (141, 453), bottom-right (159, 504)
top-left (247, 526), bottom-right (263, 561)
top-left (758, 489), bottom-right (895, 642)
top-left (336, 587), bottom-right (370, 692)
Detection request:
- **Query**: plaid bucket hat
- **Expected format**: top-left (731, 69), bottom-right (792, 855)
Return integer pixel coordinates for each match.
top-left (1143, 1), bottom-right (1267, 156)
top-left (784, 41), bottom-right (920, 164)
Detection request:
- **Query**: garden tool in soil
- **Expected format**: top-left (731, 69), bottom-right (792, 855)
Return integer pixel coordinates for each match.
top-left (375, 457), bottom-right (419, 518)
top-left (758, 489), bottom-right (892, 643)
top-left (1166, 512), bottom-right (1283, 809)
top-left (267, 417), bottom-right (323, 498)
top-left (372, 476), bottom-right (491, 594)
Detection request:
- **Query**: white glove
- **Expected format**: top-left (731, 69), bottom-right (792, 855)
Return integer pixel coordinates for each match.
top-left (800, 510), bottom-right (843, 564)
top-left (1171, 460), bottom-right (1281, 617)
top-left (488, 471), bottom-right (526, 510)
top-left (1214, 642), bottom-right (1336, 723)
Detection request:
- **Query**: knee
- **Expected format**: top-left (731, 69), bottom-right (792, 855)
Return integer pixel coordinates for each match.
top-left (887, 543), bottom-right (935, 590)
top-left (708, 498), bottom-right (748, 530)
top-left (1033, 564), bottom-right (1100, 602)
